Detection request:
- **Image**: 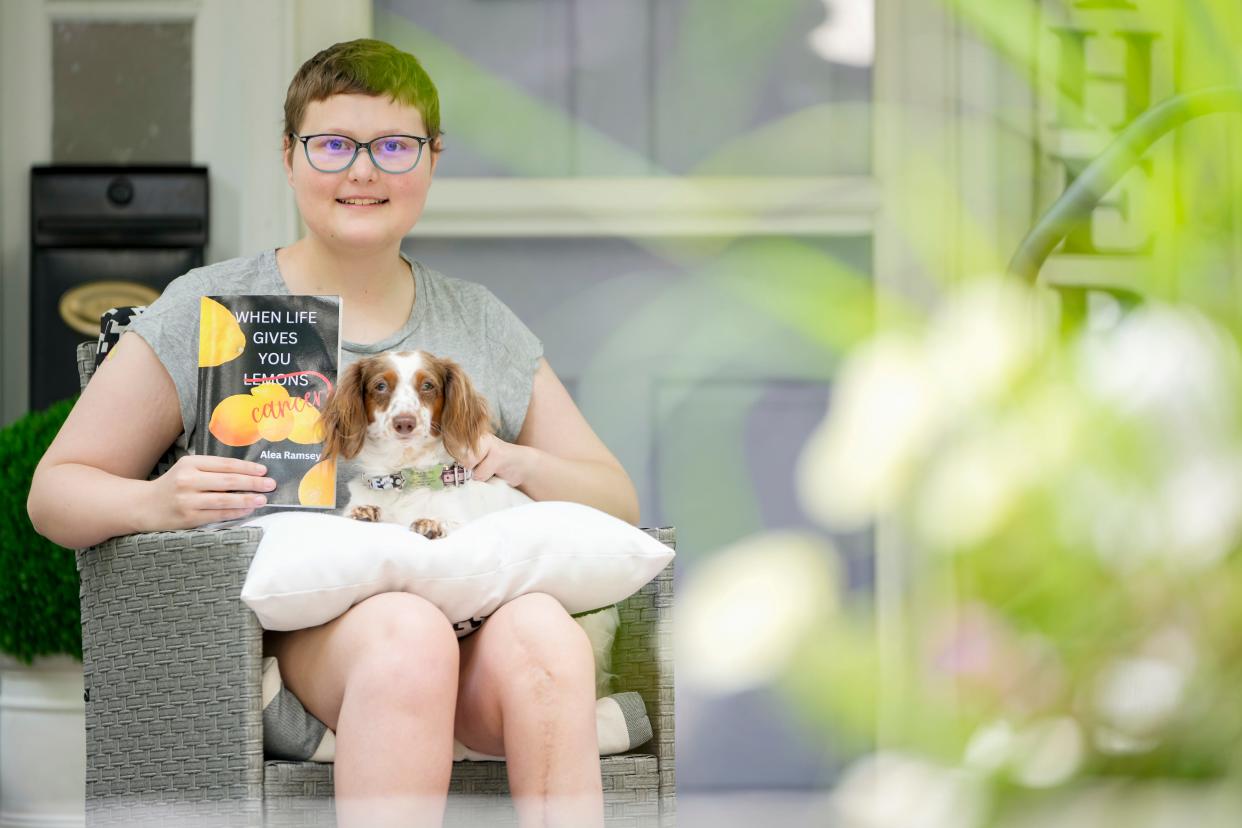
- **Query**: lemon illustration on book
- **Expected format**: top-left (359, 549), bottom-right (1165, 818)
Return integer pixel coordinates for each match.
top-left (250, 383), bottom-right (288, 403)
top-left (209, 393), bottom-right (261, 446)
top-left (298, 458), bottom-right (336, 507)
top-left (251, 383), bottom-right (296, 442)
top-left (198, 297), bottom-right (246, 367)
top-left (288, 402), bottom-right (325, 444)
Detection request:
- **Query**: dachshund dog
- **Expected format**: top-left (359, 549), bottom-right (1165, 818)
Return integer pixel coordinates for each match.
top-left (319, 349), bottom-right (622, 689)
top-left (320, 350), bottom-right (531, 538)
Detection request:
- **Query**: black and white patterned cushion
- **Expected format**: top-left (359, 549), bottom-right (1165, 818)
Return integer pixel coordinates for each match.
top-left (95, 305), bottom-right (148, 369)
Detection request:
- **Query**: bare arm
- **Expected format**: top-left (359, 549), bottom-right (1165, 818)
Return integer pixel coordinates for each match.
top-left (27, 332), bottom-right (274, 549)
top-left (467, 358), bottom-right (640, 524)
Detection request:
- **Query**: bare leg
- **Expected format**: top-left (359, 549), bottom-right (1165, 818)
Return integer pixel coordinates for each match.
top-left (455, 593), bottom-right (605, 828)
top-left (265, 592), bottom-right (459, 827)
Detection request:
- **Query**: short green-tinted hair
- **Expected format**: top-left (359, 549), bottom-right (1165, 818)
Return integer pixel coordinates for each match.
top-left (283, 39), bottom-right (441, 153)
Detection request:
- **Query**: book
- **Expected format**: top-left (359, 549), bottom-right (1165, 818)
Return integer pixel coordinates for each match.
top-left (194, 294), bottom-right (341, 509)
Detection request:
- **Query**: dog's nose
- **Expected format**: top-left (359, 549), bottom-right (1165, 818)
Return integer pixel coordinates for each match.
top-left (392, 415), bottom-right (417, 436)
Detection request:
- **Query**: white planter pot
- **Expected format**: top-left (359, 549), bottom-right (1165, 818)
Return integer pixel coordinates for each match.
top-left (0, 654), bottom-right (84, 828)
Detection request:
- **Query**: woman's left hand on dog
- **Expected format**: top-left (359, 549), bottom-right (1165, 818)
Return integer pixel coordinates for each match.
top-left (462, 432), bottom-right (537, 487)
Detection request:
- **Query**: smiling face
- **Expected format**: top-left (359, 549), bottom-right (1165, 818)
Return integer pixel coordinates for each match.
top-left (283, 93), bottom-right (437, 252)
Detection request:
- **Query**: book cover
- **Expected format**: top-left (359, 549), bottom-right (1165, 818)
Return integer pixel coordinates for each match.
top-left (194, 294), bottom-right (341, 509)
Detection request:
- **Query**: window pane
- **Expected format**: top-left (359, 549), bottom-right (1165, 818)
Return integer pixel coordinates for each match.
top-left (654, 0), bottom-right (872, 176)
top-left (374, 0), bottom-right (873, 176)
top-left (52, 22), bottom-right (192, 164)
top-left (375, 0), bottom-right (575, 177)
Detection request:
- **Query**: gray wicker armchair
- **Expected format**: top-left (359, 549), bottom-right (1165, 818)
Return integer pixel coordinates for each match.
top-left (74, 341), bottom-right (675, 827)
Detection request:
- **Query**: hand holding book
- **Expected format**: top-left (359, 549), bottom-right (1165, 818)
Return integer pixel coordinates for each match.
top-left (138, 455), bottom-right (277, 529)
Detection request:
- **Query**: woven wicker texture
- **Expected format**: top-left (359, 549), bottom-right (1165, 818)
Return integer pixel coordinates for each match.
top-left (76, 340), bottom-right (677, 826)
top-left (77, 340), bottom-right (97, 392)
top-left (76, 528), bottom-right (267, 823)
top-left (616, 529), bottom-right (677, 825)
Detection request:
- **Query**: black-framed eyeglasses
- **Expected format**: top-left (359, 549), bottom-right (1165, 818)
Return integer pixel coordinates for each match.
top-left (291, 132), bottom-right (430, 174)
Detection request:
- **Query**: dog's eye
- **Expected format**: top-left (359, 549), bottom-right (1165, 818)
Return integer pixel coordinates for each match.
top-left (421, 381), bottom-right (435, 393)
top-left (373, 380), bottom-right (388, 393)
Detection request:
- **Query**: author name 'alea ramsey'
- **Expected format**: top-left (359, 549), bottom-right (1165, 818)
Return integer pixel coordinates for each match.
top-left (259, 450), bottom-right (321, 461)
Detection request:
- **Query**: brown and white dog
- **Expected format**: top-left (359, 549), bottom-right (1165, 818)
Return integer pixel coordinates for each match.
top-left (320, 350), bottom-right (532, 538)
top-left (319, 349), bottom-right (621, 689)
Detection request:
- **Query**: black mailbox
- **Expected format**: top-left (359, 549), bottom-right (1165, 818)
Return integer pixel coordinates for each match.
top-left (30, 165), bottom-right (208, 410)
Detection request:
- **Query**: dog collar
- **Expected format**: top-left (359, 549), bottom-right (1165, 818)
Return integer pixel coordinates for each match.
top-left (366, 463), bottom-right (472, 491)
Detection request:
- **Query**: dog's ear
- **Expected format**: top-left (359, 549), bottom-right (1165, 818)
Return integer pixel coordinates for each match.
top-left (320, 359), bottom-right (369, 461)
top-left (438, 359), bottom-right (493, 462)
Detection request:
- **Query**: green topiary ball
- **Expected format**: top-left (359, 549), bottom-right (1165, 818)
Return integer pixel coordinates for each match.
top-left (0, 397), bottom-right (80, 665)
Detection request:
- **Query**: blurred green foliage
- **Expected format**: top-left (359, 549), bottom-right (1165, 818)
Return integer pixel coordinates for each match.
top-left (0, 398), bottom-right (81, 665)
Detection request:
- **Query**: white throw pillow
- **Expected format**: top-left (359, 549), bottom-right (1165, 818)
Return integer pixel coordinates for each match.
top-left (241, 501), bottom-right (674, 634)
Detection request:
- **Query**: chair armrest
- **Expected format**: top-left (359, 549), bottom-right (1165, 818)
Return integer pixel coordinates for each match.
top-left (616, 527), bottom-right (676, 820)
top-left (76, 526), bottom-right (266, 817)
top-left (77, 340), bottom-right (98, 391)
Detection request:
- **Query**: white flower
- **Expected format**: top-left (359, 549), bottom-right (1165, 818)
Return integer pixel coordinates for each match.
top-left (829, 751), bottom-right (987, 828)
top-left (1061, 452), bottom-right (1242, 573)
top-left (1092, 656), bottom-right (1187, 745)
top-left (1093, 725), bottom-right (1158, 756)
top-left (676, 532), bottom-right (838, 694)
top-left (923, 278), bottom-right (1044, 412)
top-left (798, 336), bottom-right (942, 529)
top-left (1010, 717), bottom-right (1085, 789)
top-left (967, 717), bottom-right (1084, 788)
top-left (800, 278), bottom-right (1048, 532)
top-left (1079, 304), bottom-right (1242, 452)
top-left (1092, 633), bottom-right (1196, 757)
top-left (1074, 473), bottom-right (1165, 573)
top-left (912, 384), bottom-right (1084, 551)
top-left (964, 720), bottom-right (1016, 772)
top-left (1159, 452), bottom-right (1242, 571)
top-left (912, 423), bottom-right (1026, 550)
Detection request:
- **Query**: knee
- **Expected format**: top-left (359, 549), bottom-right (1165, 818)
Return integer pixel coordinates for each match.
top-left (489, 593), bottom-right (593, 689)
top-left (344, 593), bottom-right (459, 705)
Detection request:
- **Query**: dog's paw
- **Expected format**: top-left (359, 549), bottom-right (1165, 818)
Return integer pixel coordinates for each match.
top-left (350, 505), bottom-right (382, 522)
top-left (411, 518), bottom-right (446, 540)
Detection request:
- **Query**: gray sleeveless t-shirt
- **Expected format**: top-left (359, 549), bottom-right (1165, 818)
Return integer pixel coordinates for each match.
top-left (125, 248), bottom-right (543, 500)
